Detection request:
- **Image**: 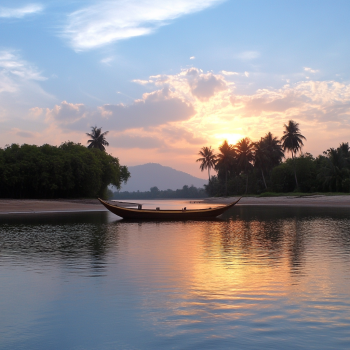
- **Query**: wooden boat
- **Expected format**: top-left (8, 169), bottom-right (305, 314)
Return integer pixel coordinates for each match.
top-left (98, 198), bottom-right (241, 220)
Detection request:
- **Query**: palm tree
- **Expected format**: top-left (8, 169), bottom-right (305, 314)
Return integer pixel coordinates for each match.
top-left (196, 146), bottom-right (217, 181)
top-left (235, 137), bottom-right (255, 193)
top-left (319, 148), bottom-right (349, 191)
top-left (215, 140), bottom-right (236, 196)
top-left (281, 120), bottom-right (306, 189)
top-left (254, 139), bottom-right (269, 189)
top-left (86, 126), bottom-right (109, 151)
top-left (338, 142), bottom-right (350, 167)
top-left (254, 133), bottom-right (284, 190)
top-left (263, 132), bottom-right (284, 167)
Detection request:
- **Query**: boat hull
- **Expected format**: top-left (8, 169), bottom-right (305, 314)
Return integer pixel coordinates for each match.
top-left (98, 198), bottom-right (241, 220)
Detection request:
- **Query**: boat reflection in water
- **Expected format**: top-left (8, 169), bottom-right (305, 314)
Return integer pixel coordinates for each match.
top-left (0, 204), bottom-right (350, 349)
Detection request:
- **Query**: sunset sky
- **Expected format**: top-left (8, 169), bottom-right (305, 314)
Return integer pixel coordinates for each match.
top-left (1, 0), bottom-right (350, 179)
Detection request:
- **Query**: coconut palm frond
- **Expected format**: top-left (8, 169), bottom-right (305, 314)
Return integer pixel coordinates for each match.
top-left (86, 126), bottom-right (109, 151)
top-left (196, 146), bottom-right (217, 181)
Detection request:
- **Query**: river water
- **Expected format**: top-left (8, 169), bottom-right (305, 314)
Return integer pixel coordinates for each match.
top-left (1, 201), bottom-right (350, 349)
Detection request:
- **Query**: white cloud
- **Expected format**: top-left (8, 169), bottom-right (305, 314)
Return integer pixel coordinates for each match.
top-left (235, 51), bottom-right (260, 60)
top-left (5, 66), bottom-right (350, 166)
top-left (62, 0), bottom-right (225, 51)
top-left (132, 79), bottom-right (153, 85)
top-left (0, 50), bottom-right (46, 93)
top-left (232, 81), bottom-right (350, 127)
top-left (190, 56), bottom-right (195, 60)
top-left (186, 68), bottom-right (227, 101)
top-left (132, 69), bottom-right (350, 154)
top-left (304, 67), bottom-right (319, 74)
top-left (0, 4), bottom-right (43, 18)
top-left (46, 101), bottom-right (87, 124)
top-left (102, 87), bottom-right (196, 129)
top-left (221, 70), bottom-right (239, 76)
top-left (45, 87), bottom-right (195, 131)
top-left (100, 57), bottom-right (114, 65)
top-left (0, 50), bottom-right (54, 130)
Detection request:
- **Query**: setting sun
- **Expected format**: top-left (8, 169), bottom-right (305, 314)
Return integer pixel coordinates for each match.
top-left (214, 133), bottom-right (243, 146)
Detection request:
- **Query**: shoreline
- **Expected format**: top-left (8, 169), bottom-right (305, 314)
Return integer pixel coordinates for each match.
top-left (202, 195), bottom-right (350, 207)
top-left (0, 199), bottom-right (107, 215)
top-left (0, 195), bottom-right (349, 214)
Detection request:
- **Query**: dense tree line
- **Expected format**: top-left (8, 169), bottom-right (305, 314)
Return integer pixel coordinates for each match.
top-left (198, 121), bottom-right (350, 196)
top-left (112, 185), bottom-right (206, 200)
top-left (0, 142), bottom-right (130, 199)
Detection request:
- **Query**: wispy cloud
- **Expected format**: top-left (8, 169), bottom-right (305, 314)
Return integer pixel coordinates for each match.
top-left (304, 67), bottom-right (319, 74)
top-left (221, 70), bottom-right (239, 76)
top-left (132, 79), bottom-right (153, 85)
top-left (235, 51), bottom-right (260, 60)
top-left (100, 57), bottom-right (114, 65)
top-left (0, 51), bottom-right (45, 82)
top-left (62, 0), bottom-right (225, 51)
top-left (0, 51), bottom-right (53, 131)
top-left (0, 4), bottom-right (43, 18)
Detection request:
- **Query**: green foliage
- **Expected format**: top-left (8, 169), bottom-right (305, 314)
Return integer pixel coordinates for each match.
top-left (0, 142), bottom-right (130, 199)
top-left (271, 162), bottom-right (295, 192)
top-left (254, 132), bottom-right (284, 189)
top-left (204, 176), bottom-right (222, 196)
top-left (113, 185), bottom-right (206, 199)
top-left (295, 154), bottom-right (318, 192)
top-left (227, 176), bottom-right (245, 195)
top-left (271, 154), bottom-right (317, 192)
top-left (281, 120), bottom-right (306, 156)
top-left (235, 137), bottom-right (254, 193)
top-left (215, 140), bottom-right (237, 196)
top-left (317, 144), bottom-right (350, 192)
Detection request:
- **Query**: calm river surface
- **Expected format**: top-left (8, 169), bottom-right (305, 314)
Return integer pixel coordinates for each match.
top-left (1, 201), bottom-right (350, 349)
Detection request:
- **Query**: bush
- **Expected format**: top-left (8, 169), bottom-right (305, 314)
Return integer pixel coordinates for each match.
top-left (270, 154), bottom-right (317, 193)
top-left (294, 154), bottom-right (317, 192)
top-left (227, 176), bottom-right (245, 195)
top-left (271, 162), bottom-right (295, 192)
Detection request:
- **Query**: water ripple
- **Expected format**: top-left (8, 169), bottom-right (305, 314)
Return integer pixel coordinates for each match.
top-left (0, 206), bottom-right (350, 349)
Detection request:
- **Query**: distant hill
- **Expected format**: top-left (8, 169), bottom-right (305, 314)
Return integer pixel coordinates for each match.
top-left (119, 163), bottom-right (207, 192)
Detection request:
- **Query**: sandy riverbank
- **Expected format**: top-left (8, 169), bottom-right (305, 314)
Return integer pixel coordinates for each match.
top-left (203, 195), bottom-right (350, 207)
top-left (0, 199), bottom-right (105, 214)
top-left (0, 195), bottom-right (349, 214)
top-left (0, 199), bottom-right (143, 214)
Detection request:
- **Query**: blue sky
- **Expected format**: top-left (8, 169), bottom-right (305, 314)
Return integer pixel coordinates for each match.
top-left (1, 0), bottom-right (350, 178)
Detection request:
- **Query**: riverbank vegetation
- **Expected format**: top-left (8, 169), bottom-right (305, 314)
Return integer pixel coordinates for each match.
top-left (198, 120), bottom-right (350, 196)
top-left (111, 185), bottom-right (206, 200)
top-left (0, 142), bottom-right (130, 199)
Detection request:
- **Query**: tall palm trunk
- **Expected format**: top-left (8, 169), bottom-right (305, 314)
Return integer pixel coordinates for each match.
top-left (245, 164), bottom-right (248, 194)
top-left (261, 169), bottom-right (267, 189)
top-left (208, 168), bottom-right (210, 181)
top-left (225, 166), bottom-right (228, 196)
top-left (292, 152), bottom-right (299, 189)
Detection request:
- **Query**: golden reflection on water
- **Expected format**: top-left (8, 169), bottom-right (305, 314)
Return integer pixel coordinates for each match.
top-left (1, 208), bottom-right (350, 348)
top-left (105, 207), bottom-right (350, 340)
